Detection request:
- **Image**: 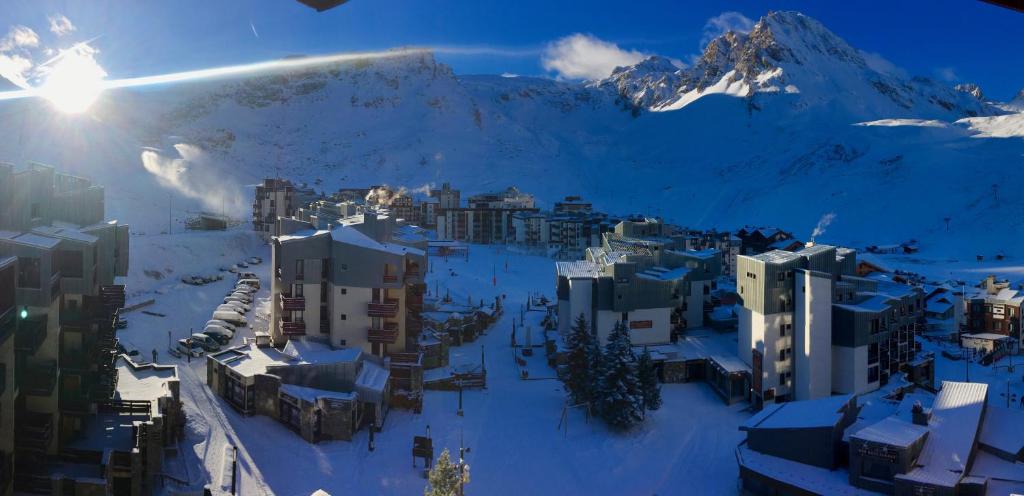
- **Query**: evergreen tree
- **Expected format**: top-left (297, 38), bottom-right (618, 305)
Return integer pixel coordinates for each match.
top-left (637, 347), bottom-right (662, 412)
top-left (595, 320), bottom-right (643, 429)
top-left (425, 448), bottom-right (461, 496)
top-left (564, 313), bottom-right (598, 403)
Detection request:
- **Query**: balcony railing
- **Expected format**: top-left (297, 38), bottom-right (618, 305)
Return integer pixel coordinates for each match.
top-left (367, 300), bottom-right (399, 318)
top-left (15, 412), bottom-right (53, 452)
top-left (368, 322), bottom-right (399, 344)
top-left (280, 295), bottom-right (305, 312)
top-left (281, 321), bottom-right (306, 336)
top-left (20, 361), bottom-right (57, 396)
top-left (15, 318), bottom-right (47, 355)
top-left (383, 274), bottom-right (399, 284)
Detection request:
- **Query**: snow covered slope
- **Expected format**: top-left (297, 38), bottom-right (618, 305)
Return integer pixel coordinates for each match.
top-left (0, 10), bottom-right (1021, 259)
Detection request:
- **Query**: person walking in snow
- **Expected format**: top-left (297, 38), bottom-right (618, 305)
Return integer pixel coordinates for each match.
top-left (152, 348), bottom-right (158, 364)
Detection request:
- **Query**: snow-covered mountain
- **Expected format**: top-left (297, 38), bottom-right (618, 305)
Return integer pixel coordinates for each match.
top-left (0, 10), bottom-right (1021, 258)
top-left (602, 11), bottom-right (993, 119)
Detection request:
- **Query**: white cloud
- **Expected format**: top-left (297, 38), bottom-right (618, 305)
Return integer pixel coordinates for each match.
top-left (936, 67), bottom-right (958, 82)
top-left (541, 33), bottom-right (648, 80)
top-left (0, 53), bottom-right (33, 87)
top-left (0, 25), bottom-right (40, 51)
top-left (702, 12), bottom-right (754, 46)
top-left (48, 14), bottom-right (76, 37)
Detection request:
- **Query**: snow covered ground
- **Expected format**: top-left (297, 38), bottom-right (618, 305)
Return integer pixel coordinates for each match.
top-left (116, 237), bottom-right (752, 495)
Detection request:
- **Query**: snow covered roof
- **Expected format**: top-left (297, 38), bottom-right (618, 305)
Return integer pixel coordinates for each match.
top-left (833, 294), bottom-right (896, 313)
top-left (355, 360), bottom-right (390, 402)
top-left (750, 249), bottom-right (802, 264)
top-left (849, 416), bottom-right (928, 448)
top-left (283, 339), bottom-right (362, 364)
top-left (214, 343), bottom-right (297, 376)
top-left (0, 231), bottom-right (61, 249)
top-left (737, 443), bottom-right (875, 495)
top-left (979, 406), bottom-right (1024, 457)
top-left (896, 381), bottom-right (987, 489)
top-left (961, 333), bottom-right (1013, 341)
top-left (31, 225), bottom-right (98, 244)
top-left (636, 266), bottom-right (690, 281)
top-left (330, 224), bottom-right (425, 257)
top-left (277, 228), bottom-right (327, 243)
top-left (280, 383), bottom-right (356, 403)
top-left (114, 356), bottom-right (177, 404)
top-left (555, 260), bottom-right (601, 279)
top-left (742, 394), bottom-right (853, 431)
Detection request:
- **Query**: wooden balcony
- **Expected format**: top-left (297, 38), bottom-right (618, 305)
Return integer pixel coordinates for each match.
top-left (15, 318), bottom-right (47, 355)
top-left (367, 300), bottom-right (399, 318)
top-left (20, 361), bottom-right (57, 396)
top-left (280, 295), bottom-right (305, 311)
top-left (368, 322), bottom-right (399, 344)
top-left (383, 274), bottom-right (399, 284)
top-left (15, 412), bottom-right (53, 453)
top-left (282, 321), bottom-right (306, 336)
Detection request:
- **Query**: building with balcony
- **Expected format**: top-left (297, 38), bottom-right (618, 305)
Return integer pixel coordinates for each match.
top-left (0, 164), bottom-right (131, 494)
top-left (436, 186), bottom-right (539, 244)
top-left (271, 211), bottom-right (427, 355)
top-left (253, 178), bottom-right (319, 239)
top-left (736, 243), bottom-right (928, 406)
top-left (207, 339), bottom-right (392, 443)
top-left (966, 275), bottom-right (1023, 349)
top-left (555, 232), bottom-right (721, 347)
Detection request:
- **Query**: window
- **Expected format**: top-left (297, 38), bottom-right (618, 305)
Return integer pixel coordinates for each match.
top-left (295, 259), bottom-right (305, 280)
top-left (341, 288), bottom-right (347, 295)
top-left (340, 314), bottom-right (347, 321)
top-left (868, 343), bottom-right (879, 364)
top-left (778, 273), bottom-right (785, 282)
top-left (292, 310), bottom-right (304, 322)
top-left (17, 257), bottom-right (41, 289)
top-left (341, 263), bottom-right (348, 271)
top-left (868, 365), bottom-right (879, 383)
top-left (293, 283), bottom-right (303, 297)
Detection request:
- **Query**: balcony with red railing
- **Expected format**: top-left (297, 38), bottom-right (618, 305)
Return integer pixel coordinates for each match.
top-left (281, 320), bottom-right (306, 336)
top-left (368, 322), bottom-right (399, 344)
top-left (383, 274), bottom-right (399, 284)
top-left (280, 294), bottom-right (305, 311)
top-left (367, 299), bottom-right (399, 318)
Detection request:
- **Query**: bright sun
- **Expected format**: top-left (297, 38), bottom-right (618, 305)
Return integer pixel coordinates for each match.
top-left (38, 47), bottom-right (106, 113)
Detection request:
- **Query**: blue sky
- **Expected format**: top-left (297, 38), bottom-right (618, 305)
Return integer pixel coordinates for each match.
top-left (2, 0), bottom-right (1022, 99)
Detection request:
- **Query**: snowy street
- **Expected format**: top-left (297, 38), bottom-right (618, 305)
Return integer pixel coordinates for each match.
top-left (117, 233), bottom-right (752, 495)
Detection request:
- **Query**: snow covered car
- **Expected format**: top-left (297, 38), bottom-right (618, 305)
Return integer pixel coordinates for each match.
top-left (190, 333), bottom-right (221, 352)
top-left (223, 298), bottom-right (251, 310)
top-left (236, 278), bottom-right (260, 289)
top-left (211, 310), bottom-right (246, 326)
top-left (247, 257), bottom-right (262, 265)
top-left (206, 319), bottom-right (237, 332)
top-left (202, 326), bottom-right (233, 345)
top-left (176, 338), bottom-right (205, 357)
top-left (218, 301), bottom-right (249, 313)
top-left (232, 285), bottom-right (257, 295)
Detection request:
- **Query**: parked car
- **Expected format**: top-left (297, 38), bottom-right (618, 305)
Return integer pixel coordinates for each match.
top-left (190, 333), bottom-right (221, 352)
top-left (237, 278), bottom-right (260, 289)
top-left (238, 271), bottom-right (259, 280)
top-left (177, 338), bottom-right (205, 357)
top-left (218, 302), bottom-right (249, 313)
top-left (247, 257), bottom-right (262, 264)
top-left (206, 319), bottom-right (237, 332)
top-left (232, 286), bottom-right (257, 296)
top-left (212, 310), bottom-right (246, 326)
top-left (202, 326), bottom-right (233, 345)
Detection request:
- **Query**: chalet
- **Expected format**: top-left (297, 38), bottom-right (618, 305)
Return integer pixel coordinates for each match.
top-left (734, 226), bottom-right (794, 255)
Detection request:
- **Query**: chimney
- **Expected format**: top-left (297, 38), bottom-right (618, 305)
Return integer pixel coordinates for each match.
top-left (911, 401), bottom-right (930, 426)
top-left (805, 241), bottom-right (815, 248)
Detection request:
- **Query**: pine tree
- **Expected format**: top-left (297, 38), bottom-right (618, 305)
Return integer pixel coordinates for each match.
top-left (425, 448), bottom-right (461, 496)
top-left (565, 313), bottom-right (598, 404)
top-left (637, 347), bottom-right (662, 412)
top-left (595, 320), bottom-right (643, 429)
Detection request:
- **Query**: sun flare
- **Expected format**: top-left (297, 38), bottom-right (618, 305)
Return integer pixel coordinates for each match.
top-left (38, 46), bottom-right (106, 113)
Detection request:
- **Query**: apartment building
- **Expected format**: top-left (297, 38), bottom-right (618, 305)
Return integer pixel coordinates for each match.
top-left (436, 186), bottom-right (539, 244)
top-left (734, 226), bottom-right (795, 255)
top-left (736, 243), bottom-right (925, 405)
top-left (555, 232), bottom-right (720, 346)
top-left (253, 178), bottom-right (319, 239)
top-left (967, 275), bottom-right (1023, 349)
top-left (683, 229), bottom-right (742, 277)
top-left (0, 164), bottom-right (131, 494)
top-left (0, 257), bottom-right (16, 496)
top-left (429, 183), bottom-right (460, 210)
top-left (512, 208), bottom-right (619, 259)
top-left (271, 211), bottom-right (427, 357)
